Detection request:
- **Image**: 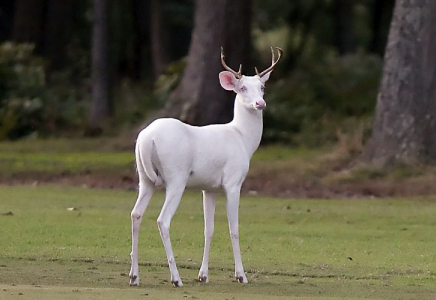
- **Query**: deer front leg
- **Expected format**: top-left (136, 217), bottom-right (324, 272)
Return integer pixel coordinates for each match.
top-left (198, 191), bottom-right (217, 283)
top-left (157, 184), bottom-right (185, 287)
top-left (225, 186), bottom-right (248, 283)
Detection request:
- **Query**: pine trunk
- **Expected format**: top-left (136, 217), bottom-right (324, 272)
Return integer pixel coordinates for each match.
top-left (334, 0), bottom-right (355, 55)
top-left (12, 0), bottom-right (45, 50)
top-left (369, 0), bottom-right (395, 55)
top-left (163, 0), bottom-right (252, 126)
top-left (132, 0), bottom-right (150, 80)
top-left (362, 0), bottom-right (436, 166)
top-left (88, 0), bottom-right (111, 133)
top-left (150, 0), bottom-right (170, 79)
top-left (44, 0), bottom-right (75, 70)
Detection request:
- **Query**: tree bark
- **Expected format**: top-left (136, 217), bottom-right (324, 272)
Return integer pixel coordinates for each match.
top-left (362, 0), bottom-right (436, 166)
top-left (132, 0), bottom-right (150, 80)
top-left (370, 0), bottom-right (395, 55)
top-left (0, 1), bottom-right (15, 42)
top-left (88, 0), bottom-right (111, 133)
top-left (163, 0), bottom-right (252, 126)
top-left (150, 0), bottom-right (170, 79)
top-left (334, 0), bottom-right (355, 55)
top-left (44, 0), bottom-right (75, 70)
top-left (12, 0), bottom-right (45, 50)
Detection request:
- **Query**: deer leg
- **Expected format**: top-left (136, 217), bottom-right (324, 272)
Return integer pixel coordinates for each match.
top-left (225, 186), bottom-right (248, 283)
top-left (198, 191), bottom-right (217, 283)
top-left (157, 184), bottom-right (185, 287)
top-left (129, 180), bottom-right (154, 286)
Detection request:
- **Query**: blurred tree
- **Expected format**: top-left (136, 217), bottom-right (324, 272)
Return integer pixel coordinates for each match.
top-left (132, 0), bottom-right (150, 79)
top-left (12, 0), bottom-right (45, 51)
top-left (44, 0), bottom-right (75, 70)
top-left (362, 0), bottom-right (436, 165)
top-left (0, 1), bottom-right (14, 42)
top-left (334, 0), bottom-right (355, 54)
top-left (88, 0), bottom-right (111, 134)
top-left (163, 0), bottom-right (251, 125)
top-left (369, 0), bottom-right (395, 55)
top-left (150, 0), bottom-right (170, 79)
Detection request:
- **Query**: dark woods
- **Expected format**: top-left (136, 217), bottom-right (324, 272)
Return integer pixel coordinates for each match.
top-left (0, 0), bottom-right (394, 142)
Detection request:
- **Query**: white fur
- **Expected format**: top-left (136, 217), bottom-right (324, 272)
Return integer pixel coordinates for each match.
top-left (129, 71), bottom-right (272, 287)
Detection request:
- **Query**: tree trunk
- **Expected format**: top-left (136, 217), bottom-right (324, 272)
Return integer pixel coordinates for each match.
top-left (334, 0), bottom-right (355, 55)
top-left (88, 0), bottom-right (111, 134)
top-left (150, 0), bottom-right (170, 79)
top-left (44, 0), bottom-right (75, 70)
top-left (163, 0), bottom-right (252, 126)
top-left (369, 0), bottom-right (395, 55)
top-left (362, 0), bottom-right (436, 166)
top-left (12, 0), bottom-right (45, 50)
top-left (132, 0), bottom-right (150, 80)
top-left (0, 1), bottom-right (15, 42)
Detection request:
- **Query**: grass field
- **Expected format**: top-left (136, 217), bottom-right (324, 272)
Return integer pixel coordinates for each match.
top-left (1, 185), bottom-right (436, 299)
top-left (0, 138), bottom-right (321, 177)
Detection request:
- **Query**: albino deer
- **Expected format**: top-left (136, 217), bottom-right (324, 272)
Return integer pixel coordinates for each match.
top-left (129, 47), bottom-right (283, 287)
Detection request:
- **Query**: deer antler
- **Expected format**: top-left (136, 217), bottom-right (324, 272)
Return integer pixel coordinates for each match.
top-left (221, 47), bottom-right (242, 79)
top-left (255, 47), bottom-right (283, 78)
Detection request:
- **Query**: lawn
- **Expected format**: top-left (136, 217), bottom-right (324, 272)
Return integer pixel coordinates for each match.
top-left (1, 185), bottom-right (436, 299)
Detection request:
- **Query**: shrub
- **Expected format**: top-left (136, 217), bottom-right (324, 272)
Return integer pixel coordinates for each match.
top-left (0, 42), bottom-right (89, 140)
top-left (0, 43), bottom-right (46, 139)
top-left (263, 52), bottom-right (382, 145)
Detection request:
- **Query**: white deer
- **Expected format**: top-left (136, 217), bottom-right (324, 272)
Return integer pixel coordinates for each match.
top-left (129, 47), bottom-right (283, 287)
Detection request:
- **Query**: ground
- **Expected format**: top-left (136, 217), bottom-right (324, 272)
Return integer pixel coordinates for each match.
top-left (2, 139), bottom-right (436, 299)
top-left (1, 186), bottom-right (436, 299)
top-left (2, 138), bottom-right (436, 198)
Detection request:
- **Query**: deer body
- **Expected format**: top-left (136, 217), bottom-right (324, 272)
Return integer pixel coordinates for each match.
top-left (137, 93), bottom-right (262, 190)
top-left (129, 48), bottom-right (282, 287)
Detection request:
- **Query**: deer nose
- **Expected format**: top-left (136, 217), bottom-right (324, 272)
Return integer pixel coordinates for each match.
top-left (255, 100), bottom-right (266, 110)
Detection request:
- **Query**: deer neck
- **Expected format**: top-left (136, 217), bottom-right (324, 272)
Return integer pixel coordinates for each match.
top-left (231, 94), bottom-right (263, 157)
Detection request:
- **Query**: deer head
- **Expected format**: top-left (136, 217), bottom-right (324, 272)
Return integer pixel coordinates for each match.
top-left (219, 47), bottom-right (283, 111)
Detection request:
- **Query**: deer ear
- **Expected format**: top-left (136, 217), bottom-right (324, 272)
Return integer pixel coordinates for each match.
top-left (219, 71), bottom-right (238, 91)
top-left (260, 71), bottom-right (272, 84)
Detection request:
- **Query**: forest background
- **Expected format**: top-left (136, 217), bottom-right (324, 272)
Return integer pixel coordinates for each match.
top-left (2, 0), bottom-right (436, 197)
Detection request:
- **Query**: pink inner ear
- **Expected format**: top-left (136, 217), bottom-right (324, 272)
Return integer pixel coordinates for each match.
top-left (219, 71), bottom-right (237, 91)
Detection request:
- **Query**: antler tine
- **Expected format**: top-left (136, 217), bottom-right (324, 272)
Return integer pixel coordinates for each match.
top-left (221, 47), bottom-right (242, 79)
top-left (255, 47), bottom-right (283, 78)
top-left (271, 47), bottom-right (275, 64)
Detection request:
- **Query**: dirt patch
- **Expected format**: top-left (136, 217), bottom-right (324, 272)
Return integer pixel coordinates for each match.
top-left (2, 170), bottom-right (436, 199)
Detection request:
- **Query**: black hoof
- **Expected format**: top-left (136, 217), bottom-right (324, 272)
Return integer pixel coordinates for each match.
top-left (129, 275), bottom-right (138, 286)
top-left (198, 276), bottom-right (208, 282)
top-left (172, 280), bottom-right (180, 287)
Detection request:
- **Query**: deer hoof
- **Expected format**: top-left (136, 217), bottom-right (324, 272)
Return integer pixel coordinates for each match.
top-left (172, 280), bottom-right (183, 287)
top-left (129, 275), bottom-right (139, 286)
top-left (198, 275), bottom-right (208, 282)
top-left (236, 275), bottom-right (248, 284)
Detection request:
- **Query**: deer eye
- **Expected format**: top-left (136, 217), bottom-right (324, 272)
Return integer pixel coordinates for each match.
top-left (240, 86), bottom-right (247, 92)
top-left (261, 86), bottom-right (265, 92)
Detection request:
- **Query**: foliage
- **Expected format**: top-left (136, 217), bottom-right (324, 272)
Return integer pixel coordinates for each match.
top-left (1, 0), bottom-right (395, 141)
top-left (0, 42), bottom-right (90, 140)
top-left (0, 43), bottom-right (46, 139)
top-left (263, 52), bottom-right (382, 145)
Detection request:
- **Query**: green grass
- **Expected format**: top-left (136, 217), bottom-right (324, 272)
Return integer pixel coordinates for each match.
top-left (0, 138), bottom-right (321, 177)
top-left (0, 138), bottom-right (135, 176)
top-left (1, 186), bottom-right (436, 299)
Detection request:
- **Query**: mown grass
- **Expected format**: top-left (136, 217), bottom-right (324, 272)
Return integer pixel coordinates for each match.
top-left (0, 138), bottom-right (320, 177)
top-left (1, 185), bottom-right (436, 299)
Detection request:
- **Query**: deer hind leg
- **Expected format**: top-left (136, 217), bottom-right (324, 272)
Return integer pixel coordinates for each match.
top-left (225, 185), bottom-right (248, 283)
top-left (157, 183), bottom-right (186, 287)
top-left (129, 179), bottom-right (155, 286)
top-left (198, 191), bottom-right (217, 283)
